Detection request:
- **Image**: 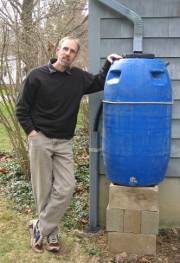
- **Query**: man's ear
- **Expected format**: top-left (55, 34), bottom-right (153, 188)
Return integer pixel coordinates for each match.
top-left (56, 47), bottom-right (60, 55)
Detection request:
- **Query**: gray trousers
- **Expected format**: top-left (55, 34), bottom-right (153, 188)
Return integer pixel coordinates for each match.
top-left (28, 132), bottom-right (75, 236)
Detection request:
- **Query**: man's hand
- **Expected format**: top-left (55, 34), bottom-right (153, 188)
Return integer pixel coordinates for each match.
top-left (107, 53), bottom-right (122, 64)
top-left (28, 130), bottom-right (38, 138)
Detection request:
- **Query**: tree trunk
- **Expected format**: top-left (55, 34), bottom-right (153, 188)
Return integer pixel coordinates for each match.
top-left (21, 0), bottom-right (38, 73)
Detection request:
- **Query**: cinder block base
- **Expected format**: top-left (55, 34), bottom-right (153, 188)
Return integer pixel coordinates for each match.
top-left (109, 183), bottom-right (159, 211)
top-left (108, 232), bottom-right (156, 256)
top-left (106, 183), bottom-right (159, 255)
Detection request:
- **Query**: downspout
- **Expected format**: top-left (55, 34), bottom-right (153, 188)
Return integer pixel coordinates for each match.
top-left (98, 0), bottom-right (144, 52)
top-left (88, 0), bottom-right (144, 231)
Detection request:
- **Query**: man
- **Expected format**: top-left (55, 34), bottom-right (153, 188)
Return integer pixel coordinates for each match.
top-left (16, 36), bottom-right (121, 253)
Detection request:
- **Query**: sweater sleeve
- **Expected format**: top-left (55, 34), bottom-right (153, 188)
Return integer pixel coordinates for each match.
top-left (83, 60), bottom-right (111, 94)
top-left (16, 71), bottom-right (38, 135)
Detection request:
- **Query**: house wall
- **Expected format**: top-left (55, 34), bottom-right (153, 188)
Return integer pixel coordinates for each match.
top-left (88, 0), bottom-right (180, 228)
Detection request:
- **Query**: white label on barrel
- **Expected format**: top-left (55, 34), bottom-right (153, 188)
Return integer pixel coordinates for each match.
top-left (129, 176), bottom-right (138, 185)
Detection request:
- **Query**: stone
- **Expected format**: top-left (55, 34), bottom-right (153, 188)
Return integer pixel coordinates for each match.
top-left (106, 206), bottom-right (124, 232)
top-left (109, 183), bottom-right (159, 211)
top-left (108, 232), bottom-right (156, 255)
top-left (124, 210), bottom-right (141, 233)
top-left (141, 210), bottom-right (159, 234)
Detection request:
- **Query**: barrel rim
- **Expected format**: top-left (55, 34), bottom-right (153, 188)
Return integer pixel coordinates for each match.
top-left (123, 53), bottom-right (155, 59)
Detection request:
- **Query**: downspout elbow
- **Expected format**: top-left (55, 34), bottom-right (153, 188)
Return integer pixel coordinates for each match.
top-left (98, 0), bottom-right (144, 52)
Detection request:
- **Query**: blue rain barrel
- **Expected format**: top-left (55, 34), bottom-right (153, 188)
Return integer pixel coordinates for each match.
top-left (102, 54), bottom-right (172, 186)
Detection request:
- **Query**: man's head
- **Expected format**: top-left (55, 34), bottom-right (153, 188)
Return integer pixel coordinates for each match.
top-left (56, 36), bottom-right (80, 68)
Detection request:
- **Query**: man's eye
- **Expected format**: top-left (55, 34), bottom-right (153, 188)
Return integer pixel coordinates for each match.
top-left (63, 47), bottom-right (68, 51)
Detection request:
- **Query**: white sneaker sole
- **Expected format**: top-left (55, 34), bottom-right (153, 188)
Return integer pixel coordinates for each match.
top-left (29, 219), bottom-right (44, 253)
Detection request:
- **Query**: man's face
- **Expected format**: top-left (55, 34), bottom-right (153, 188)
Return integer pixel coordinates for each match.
top-left (56, 39), bottom-right (78, 67)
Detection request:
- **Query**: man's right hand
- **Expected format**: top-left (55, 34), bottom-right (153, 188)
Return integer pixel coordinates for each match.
top-left (107, 53), bottom-right (122, 64)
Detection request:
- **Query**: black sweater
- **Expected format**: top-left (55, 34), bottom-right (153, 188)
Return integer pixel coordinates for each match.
top-left (16, 59), bottom-right (111, 139)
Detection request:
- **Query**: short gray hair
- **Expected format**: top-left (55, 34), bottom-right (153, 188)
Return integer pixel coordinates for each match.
top-left (58, 36), bottom-right (80, 53)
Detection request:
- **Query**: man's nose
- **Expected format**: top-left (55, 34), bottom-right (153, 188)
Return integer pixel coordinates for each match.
top-left (65, 49), bottom-right (71, 55)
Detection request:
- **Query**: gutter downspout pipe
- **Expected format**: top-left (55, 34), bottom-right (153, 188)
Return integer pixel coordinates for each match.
top-left (98, 0), bottom-right (144, 52)
top-left (88, 0), bottom-right (144, 231)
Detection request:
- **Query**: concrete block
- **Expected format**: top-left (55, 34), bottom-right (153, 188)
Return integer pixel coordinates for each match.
top-left (106, 206), bottom-right (124, 232)
top-left (124, 210), bottom-right (141, 233)
top-left (141, 210), bottom-right (159, 234)
top-left (109, 183), bottom-right (159, 211)
top-left (108, 232), bottom-right (156, 255)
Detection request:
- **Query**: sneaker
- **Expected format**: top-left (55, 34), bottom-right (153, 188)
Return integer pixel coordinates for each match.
top-left (29, 219), bottom-right (44, 253)
top-left (46, 233), bottom-right (60, 252)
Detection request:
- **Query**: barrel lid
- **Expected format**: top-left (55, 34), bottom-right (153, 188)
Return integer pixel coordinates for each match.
top-left (123, 53), bottom-right (155, 59)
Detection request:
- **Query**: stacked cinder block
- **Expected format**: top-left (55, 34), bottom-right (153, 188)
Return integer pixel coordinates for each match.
top-left (106, 183), bottom-right (159, 255)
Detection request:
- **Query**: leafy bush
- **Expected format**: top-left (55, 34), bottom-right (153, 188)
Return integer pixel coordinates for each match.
top-left (0, 155), bottom-right (35, 212)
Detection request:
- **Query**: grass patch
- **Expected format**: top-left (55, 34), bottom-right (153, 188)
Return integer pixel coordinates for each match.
top-left (0, 86), bottom-right (17, 96)
top-left (0, 124), bottom-right (12, 152)
top-left (0, 102), bottom-right (14, 152)
top-left (0, 197), bottom-right (109, 262)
